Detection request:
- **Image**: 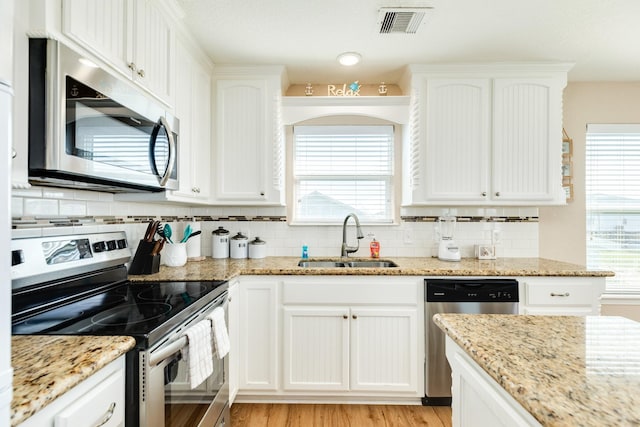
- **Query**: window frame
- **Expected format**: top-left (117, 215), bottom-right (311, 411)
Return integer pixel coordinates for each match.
top-left (586, 123), bottom-right (640, 294)
top-left (286, 116), bottom-right (401, 226)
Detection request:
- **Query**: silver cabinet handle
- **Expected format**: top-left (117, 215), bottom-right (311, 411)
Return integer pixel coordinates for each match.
top-left (550, 292), bottom-right (570, 297)
top-left (95, 402), bottom-right (116, 427)
top-left (495, 192), bottom-right (501, 197)
top-left (12, 148), bottom-right (16, 159)
top-left (137, 69), bottom-right (146, 78)
top-left (481, 192), bottom-right (487, 197)
top-left (128, 62), bottom-right (136, 71)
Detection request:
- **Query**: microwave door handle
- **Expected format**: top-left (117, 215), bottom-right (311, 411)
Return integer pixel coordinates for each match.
top-left (149, 116), bottom-right (176, 187)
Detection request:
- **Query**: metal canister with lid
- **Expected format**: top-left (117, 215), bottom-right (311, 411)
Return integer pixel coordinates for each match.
top-left (248, 237), bottom-right (267, 259)
top-left (230, 232), bottom-right (249, 259)
top-left (211, 226), bottom-right (230, 259)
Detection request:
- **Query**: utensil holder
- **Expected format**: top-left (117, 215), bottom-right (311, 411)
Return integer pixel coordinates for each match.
top-left (129, 240), bottom-right (161, 275)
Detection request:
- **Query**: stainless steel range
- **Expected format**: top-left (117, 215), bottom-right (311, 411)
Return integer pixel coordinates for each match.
top-left (11, 231), bottom-right (230, 427)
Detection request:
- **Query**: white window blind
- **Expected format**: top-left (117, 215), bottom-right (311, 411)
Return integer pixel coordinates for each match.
top-left (293, 125), bottom-right (394, 223)
top-left (586, 124), bottom-right (640, 293)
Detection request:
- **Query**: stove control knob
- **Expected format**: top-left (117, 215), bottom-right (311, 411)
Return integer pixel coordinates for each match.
top-left (12, 249), bottom-right (24, 266)
top-left (93, 241), bottom-right (107, 253)
top-left (117, 239), bottom-right (127, 249)
top-left (106, 240), bottom-right (117, 251)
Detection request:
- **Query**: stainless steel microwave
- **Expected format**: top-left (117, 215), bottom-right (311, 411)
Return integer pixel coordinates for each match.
top-left (28, 38), bottom-right (179, 192)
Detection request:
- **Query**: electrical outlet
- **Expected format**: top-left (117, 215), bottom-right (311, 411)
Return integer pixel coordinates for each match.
top-left (403, 229), bottom-right (413, 244)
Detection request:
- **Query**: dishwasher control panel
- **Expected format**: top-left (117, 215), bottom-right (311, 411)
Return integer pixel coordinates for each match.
top-left (426, 279), bottom-right (519, 302)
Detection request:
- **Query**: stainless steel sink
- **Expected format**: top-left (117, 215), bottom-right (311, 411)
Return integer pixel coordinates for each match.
top-left (297, 261), bottom-right (347, 268)
top-left (297, 260), bottom-right (398, 268)
top-left (345, 261), bottom-right (398, 268)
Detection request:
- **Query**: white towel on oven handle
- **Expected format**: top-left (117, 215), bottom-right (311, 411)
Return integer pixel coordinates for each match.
top-left (181, 319), bottom-right (214, 388)
top-left (206, 307), bottom-right (230, 359)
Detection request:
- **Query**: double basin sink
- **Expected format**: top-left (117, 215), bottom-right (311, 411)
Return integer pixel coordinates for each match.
top-left (298, 260), bottom-right (398, 268)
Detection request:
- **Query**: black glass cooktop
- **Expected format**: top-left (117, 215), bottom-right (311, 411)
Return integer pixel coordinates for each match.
top-left (12, 280), bottom-right (227, 348)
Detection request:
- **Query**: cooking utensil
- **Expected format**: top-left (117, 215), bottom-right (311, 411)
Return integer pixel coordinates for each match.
top-left (180, 224), bottom-right (192, 243)
top-left (184, 230), bottom-right (201, 241)
top-left (163, 224), bottom-right (173, 244)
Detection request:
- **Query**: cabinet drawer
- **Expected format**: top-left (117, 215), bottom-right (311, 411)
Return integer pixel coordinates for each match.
top-left (54, 368), bottom-right (124, 427)
top-left (282, 278), bottom-right (418, 305)
top-left (526, 282), bottom-right (594, 306)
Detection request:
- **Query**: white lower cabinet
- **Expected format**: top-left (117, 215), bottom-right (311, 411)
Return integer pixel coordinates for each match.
top-left (19, 356), bottom-right (126, 427)
top-left (237, 277), bottom-right (279, 391)
top-left (447, 336), bottom-right (540, 427)
top-left (519, 276), bottom-right (606, 315)
top-left (280, 276), bottom-right (423, 398)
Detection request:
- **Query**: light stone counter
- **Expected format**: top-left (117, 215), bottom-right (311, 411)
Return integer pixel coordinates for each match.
top-left (434, 313), bottom-right (640, 426)
top-left (11, 335), bottom-right (136, 426)
top-left (129, 256), bottom-right (613, 282)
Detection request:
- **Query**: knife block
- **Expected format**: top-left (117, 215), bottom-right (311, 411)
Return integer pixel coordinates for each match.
top-left (128, 240), bottom-right (161, 275)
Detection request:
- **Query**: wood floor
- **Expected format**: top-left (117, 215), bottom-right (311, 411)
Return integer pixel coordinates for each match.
top-left (230, 403), bottom-right (452, 427)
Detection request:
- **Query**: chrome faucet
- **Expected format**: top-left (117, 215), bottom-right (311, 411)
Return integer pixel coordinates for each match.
top-left (341, 213), bottom-right (364, 257)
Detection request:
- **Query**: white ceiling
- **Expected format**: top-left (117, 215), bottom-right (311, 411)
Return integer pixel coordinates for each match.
top-left (178, 0), bottom-right (640, 84)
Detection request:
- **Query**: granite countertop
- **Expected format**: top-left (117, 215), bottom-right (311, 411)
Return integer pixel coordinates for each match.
top-left (11, 335), bottom-right (136, 426)
top-left (129, 256), bottom-right (614, 282)
top-left (434, 314), bottom-right (640, 427)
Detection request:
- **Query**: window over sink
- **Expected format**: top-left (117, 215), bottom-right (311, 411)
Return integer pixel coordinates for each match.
top-left (291, 124), bottom-right (396, 224)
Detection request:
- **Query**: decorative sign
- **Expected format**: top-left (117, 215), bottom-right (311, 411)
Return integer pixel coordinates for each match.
top-left (327, 81), bottom-right (361, 96)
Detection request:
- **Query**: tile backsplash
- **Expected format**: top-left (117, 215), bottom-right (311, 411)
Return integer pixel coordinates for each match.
top-left (12, 186), bottom-right (539, 259)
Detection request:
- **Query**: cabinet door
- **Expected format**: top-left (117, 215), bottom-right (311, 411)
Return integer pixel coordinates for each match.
top-left (238, 279), bottom-right (278, 391)
top-left (228, 280), bottom-right (239, 404)
top-left (492, 78), bottom-right (563, 202)
top-left (282, 307), bottom-right (350, 391)
top-left (131, 0), bottom-right (173, 104)
top-left (214, 80), bottom-right (268, 202)
top-left (350, 307), bottom-right (419, 393)
top-left (424, 79), bottom-right (491, 202)
top-left (172, 39), bottom-right (211, 200)
top-left (62, 0), bottom-right (131, 75)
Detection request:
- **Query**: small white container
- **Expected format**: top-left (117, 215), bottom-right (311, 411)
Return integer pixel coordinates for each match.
top-left (212, 226), bottom-right (230, 259)
top-left (248, 237), bottom-right (267, 259)
top-left (230, 232), bottom-right (248, 259)
top-left (162, 243), bottom-right (188, 267)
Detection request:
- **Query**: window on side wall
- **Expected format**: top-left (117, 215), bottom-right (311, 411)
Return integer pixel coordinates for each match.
top-left (292, 125), bottom-right (395, 224)
top-left (586, 124), bottom-right (640, 293)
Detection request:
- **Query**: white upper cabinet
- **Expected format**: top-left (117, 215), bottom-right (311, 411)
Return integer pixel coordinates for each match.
top-left (62, 0), bottom-right (174, 106)
top-left (403, 64), bottom-right (571, 206)
top-left (212, 67), bottom-right (286, 205)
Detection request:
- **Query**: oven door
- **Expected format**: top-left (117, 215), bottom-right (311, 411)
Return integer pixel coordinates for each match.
top-left (143, 296), bottom-right (229, 427)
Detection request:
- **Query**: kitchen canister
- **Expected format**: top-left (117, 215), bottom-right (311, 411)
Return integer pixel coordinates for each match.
top-left (248, 237), bottom-right (267, 259)
top-left (211, 226), bottom-right (230, 259)
top-left (230, 232), bottom-right (249, 259)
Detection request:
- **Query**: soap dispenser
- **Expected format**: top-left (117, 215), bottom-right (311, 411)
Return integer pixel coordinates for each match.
top-left (369, 235), bottom-right (380, 258)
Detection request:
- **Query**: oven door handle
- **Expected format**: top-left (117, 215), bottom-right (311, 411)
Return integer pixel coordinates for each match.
top-left (149, 336), bottom-right (187, 367)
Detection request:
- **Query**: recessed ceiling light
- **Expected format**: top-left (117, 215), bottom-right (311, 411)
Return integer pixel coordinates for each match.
top-left (337, 52), bottom-right (362, 66)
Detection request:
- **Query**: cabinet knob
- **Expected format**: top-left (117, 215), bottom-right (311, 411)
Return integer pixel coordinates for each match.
top-left (260, 191), bottom-right (265, 196)
top-left (352, 315), bottom-right (358, 319)
top-left (192, 187), bottom-right (200, 193)
top-left (128, 62), bottom-right (136, 71)
top-left (343, 315), bottom-right (348, 319)
top-left (12, 148), bottom-right (16, 159)
top-left (495, 192), bottom-right (501, 197)
top-left (137, 69), bottom-right (146, 78)
top-left (481, 192), bottom-right (487, 197)
top-left (550, 292), bottom-right (570, 297)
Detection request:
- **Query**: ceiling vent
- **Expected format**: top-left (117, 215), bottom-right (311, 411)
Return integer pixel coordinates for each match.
top-left (377, 7), bottom-right (432, 34)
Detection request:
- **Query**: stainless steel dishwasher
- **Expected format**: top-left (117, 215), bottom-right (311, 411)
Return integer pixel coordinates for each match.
top-left (423, 278), bottom-right (519, 406)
